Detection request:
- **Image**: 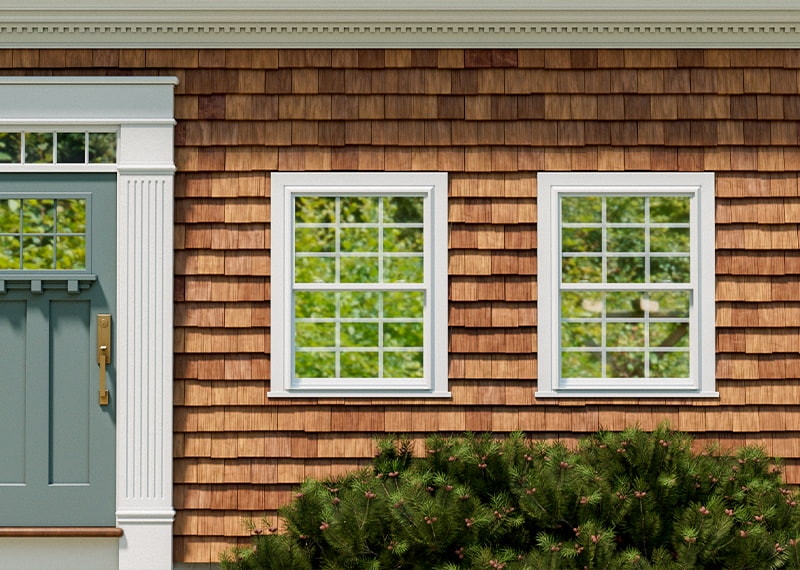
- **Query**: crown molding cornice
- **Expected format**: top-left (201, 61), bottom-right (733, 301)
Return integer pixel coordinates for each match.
top-left (3, 2), bottom-right (800, 47)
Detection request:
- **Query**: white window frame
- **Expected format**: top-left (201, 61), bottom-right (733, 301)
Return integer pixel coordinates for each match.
top-left (536, 172), bottom-right (717, 398)
top-left (270, 171), bottom-right (450, 398)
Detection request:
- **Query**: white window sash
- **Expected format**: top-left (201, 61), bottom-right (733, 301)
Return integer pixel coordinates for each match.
top-left (270, 171), bottom-right (450, 399)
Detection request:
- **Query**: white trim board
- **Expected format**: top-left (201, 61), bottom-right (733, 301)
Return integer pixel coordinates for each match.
top-left (3, 2), bottom-right (800, 47)
top-left (0, 78), bottom-right (176, 570)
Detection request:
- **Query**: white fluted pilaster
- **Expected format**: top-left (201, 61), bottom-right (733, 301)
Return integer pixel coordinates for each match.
top-left (115, 123), bottom-right (176, 570)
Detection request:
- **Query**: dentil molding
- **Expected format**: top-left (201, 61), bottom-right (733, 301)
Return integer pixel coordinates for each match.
top-left (3, 2), bottom-right (800, 47)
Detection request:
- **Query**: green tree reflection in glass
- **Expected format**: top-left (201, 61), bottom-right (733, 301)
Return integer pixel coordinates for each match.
top-left (0, 133), bottom-right (21, 163)
top-left (24, 133), bottom-right (54, 164)
top-left (88, 133), bottom-right (117, 163)
top-left (559, 194), bottom-right (692, 381)
top-left (293, 192), bottom-right (426, 381)
top-left (0, 198), bottom-right (86, 270)
top-left (57, 133), bottom-right (85, 163)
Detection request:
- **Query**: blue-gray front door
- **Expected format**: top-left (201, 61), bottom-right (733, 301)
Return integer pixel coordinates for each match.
top-left (0, 173), bottom-right (116, 526)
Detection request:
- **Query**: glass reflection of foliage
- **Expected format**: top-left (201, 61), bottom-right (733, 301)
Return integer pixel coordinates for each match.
top-left (295, 195), bottom-right (424, 284)
top-left (384, 196), bottom-right (423, 223)
top-left (57, 132), bottom-right (85, 163)
top-left (25, 132), bottom-right (54, 164)
top-left (293, 194), bottom-right (426, 380)
top-left (293, 289), bottom-right (425, 380)
top-left (88, 133), bottom-right (117, 164)
top-left (0, 133), bottom-right (21, 163)
top-left (561, 196), bottom-right (601, 223)
top-left (0, 198), bottom-right (86, 270)
top-left (561, 195), bottom-right (691, 285)
top-left (295, 196), bottom-right (335, 224)
top-left (560, 291), bottom-right (690, 380)
top-left (560, 194), bottom-right (693, 379)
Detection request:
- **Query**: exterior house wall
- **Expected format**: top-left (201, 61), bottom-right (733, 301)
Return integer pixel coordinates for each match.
top-left (2, 47), bottom-right (799, 563)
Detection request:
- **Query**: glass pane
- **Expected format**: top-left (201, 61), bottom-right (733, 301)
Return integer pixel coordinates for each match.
top-left (647, 292), bottom-right (690, 318)
top-left (561, 351), bottom-right (601, 378)
top-left (383, 196), bottom-right (423, 223)
top-left (561, 322), bottom-right (601, 348)
top-left (22, 199), bottom-right (54, 233)
top-left (295, 291), bottom-right (337, 319)
top-left (384, 228), bottom-right (423, 253)
top-left (606, 351), bottom-right (645, 378)
top-left (606, 197), bottom-right (645, 223)
top-left (0, 236), bottom-right (20, 269)
top-left (562, 228), bottom-right (602, 253)
top-left (295, 196), bottom-right (335, 224)
top-left (561, 291), bottom-right (603, 318)
top-left (562, 256), bottom-right (602, 283)
top-left (606, 322), bottom-right (644, 347)
top-left (0, 133), bottom-right (21, 163)
top-left (295, 257), bottom-right (335, 283)
top-left (341, 256), bottom-right (379, 283)
top-left (22, 236), bottom-right (54, 269)
top-left (607, 256), bottom-right (645, 283)
top-left (341, 196), bottom-right (378, 223)
top-left (384, 322), bottom-right (423, 347)
top-left (56, 199), bottom-right (86, 234)
top-left (650, 196), bottom-right (690, 223)
top-left (340, 351), bottom-right (378, 377)
top-left (340, 291), bottom-right (379, 318)
top-left (384, 256), bottom-right (423, 283)
top-left (0, 199), bottom-right (20, 232)
top-left (650, 257), bottom-right (690, 283)
top-left (650, 322), bottom-right (689, 348)
top-left (650, 228), bottom-right (690, 253)
top-left (385, 351), bottom-right (423, 378)
top-left (607, 228), bottom-right (645, 252)
top-left (295, 351), bottom-right (336, 378)
top-left (341, 323), bottom-right (379, 347)
top-left (341, 227), bottom-right (379, 252)
top-left (295, 227), bottom-right (335, 252)
top-left (25, 132), bottom-right (54, 164)
top-left (295, 322), bottom-right (336, 348)
top-left (384, 291), bottom-right (424, 318)
top-left (650, 351), bottom-right (690, 378)
top-left (55, 236), bottom-right (86, 270)
top-left (561, 196), bottom-right (601, 223)
top-left (606, 292), bottom-right (641, 316)
top-left (56, 132), bottom-right (85, 163)
top-left (88, 132), bottom-right (117, 163)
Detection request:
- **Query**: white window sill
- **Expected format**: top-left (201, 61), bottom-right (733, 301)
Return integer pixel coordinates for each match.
top-left (269, 389), bottom-right (452, 399)
top-left (535, 390), bottom-right (720, 399)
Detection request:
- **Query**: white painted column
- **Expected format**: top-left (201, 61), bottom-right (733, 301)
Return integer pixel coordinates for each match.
top-left (116, 123), bottom-right (176, 570)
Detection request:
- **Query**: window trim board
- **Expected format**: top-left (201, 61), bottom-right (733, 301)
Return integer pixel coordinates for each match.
top-left (536, 171), bottom-right (717, 399)
top-left (269, 171), bottom-right (450, 399)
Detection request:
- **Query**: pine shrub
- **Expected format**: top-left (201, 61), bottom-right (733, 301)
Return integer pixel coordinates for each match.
top-left (220, 425), bottom-right (800, 569)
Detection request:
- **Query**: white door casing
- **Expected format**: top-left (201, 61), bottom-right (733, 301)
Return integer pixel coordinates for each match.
top-left (0, 78), bottom-right (176, 570)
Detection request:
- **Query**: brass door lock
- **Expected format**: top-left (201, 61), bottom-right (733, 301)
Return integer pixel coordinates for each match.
top-left (97, 314), bottom-right (111, 405)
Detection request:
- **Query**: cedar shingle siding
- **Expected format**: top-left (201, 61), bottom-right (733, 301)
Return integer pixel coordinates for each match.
top-left (6, 47), bottom-right (800, 562)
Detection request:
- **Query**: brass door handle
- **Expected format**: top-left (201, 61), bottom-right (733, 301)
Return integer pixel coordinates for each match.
top-left (97, 314), bottom-right (111, 406)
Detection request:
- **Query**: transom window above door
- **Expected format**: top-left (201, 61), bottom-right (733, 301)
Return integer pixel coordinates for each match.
top-left (0, 131), bottom-right (117, 165)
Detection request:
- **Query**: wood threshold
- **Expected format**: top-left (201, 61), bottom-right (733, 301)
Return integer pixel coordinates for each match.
top-left (0, 527), bottom-right (123, 538)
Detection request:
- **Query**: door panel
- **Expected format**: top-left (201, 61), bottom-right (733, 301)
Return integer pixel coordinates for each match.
top-left (0, 173), bottom-right (116, 526)
top-left (50, 300), bottom-right (91, 485)
top-left (0, 300), bottom-right (26, 485)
